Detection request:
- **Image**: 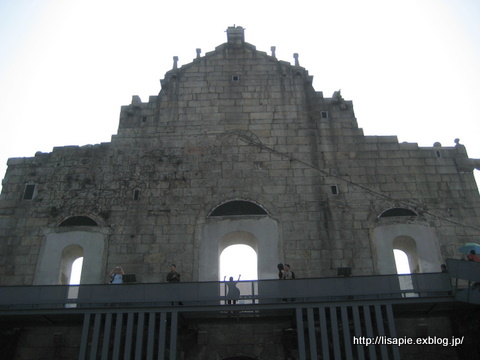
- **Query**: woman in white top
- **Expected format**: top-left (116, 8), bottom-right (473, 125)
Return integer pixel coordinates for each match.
top-left (109, 266), bottom-right (125, 284)
top-left (284, 264), bottom-right (295, 280)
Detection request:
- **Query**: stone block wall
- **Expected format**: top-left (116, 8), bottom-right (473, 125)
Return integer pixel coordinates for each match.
top-left (1, 26), bottom-right (479, 285)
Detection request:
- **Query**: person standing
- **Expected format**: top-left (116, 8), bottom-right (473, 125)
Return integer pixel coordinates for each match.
top-left (226, 275), bottom-right (241, 305)
top-left (467, 250), bottom-right (480, 262)
top-left (166, 264), bottom-right (182, 305)
top-left (277, 263), bottom-right (285, 279)
top-left (283, 264), bottom-right (296, 302)
top-left (166, 264), bottom-right (181, 283)
top-left (109, 266), bottom-right (125, 284)
top-left (284, 264), bottom-right (295, 280)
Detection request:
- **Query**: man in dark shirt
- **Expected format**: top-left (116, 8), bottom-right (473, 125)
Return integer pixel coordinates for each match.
top-left (166, 264), bottom-right (181, 283)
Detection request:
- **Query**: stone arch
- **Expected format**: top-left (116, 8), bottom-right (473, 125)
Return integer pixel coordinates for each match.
top-left (219, 231), bottom-right (258, 252)
top-left (209, 200), bottom-right (269, 217)
top-left (198, 201), bottom-right (280, 281)
top-left (379, 207), bottom-right (418, 218)
top-left (372, 223), bottom-right (442, 275)
top-left (35, 224), bottom-right (109, 285)
top-left (367, 203), bottom-right (422, 226)
top-left (59, 215), bottom-right (98, 227)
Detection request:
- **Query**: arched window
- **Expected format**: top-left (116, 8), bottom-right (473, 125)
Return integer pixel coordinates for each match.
top-left (59, 245), bottom-right (84, 285)
top-left (209, 200), bottom-right (267, 217)
top-left (66, 255), bottom-right (83, 308)
top-left (373, 224), bottom-right (442, 275)
top-left (393, 237), bottom-right (419, 297)
top-left (59, 216), bottom-right (98, 227)
top-left (219, 244), bottom-right (258, 304)
top-left (393, 236), bottom-right (420, 273)
top-left (393, 249), bottom-right (410, 274)
top-left (379, 208), bottom-right (417, 218)
top-left (69, 257), bottom-right (84, 285)
top-left (199, 201), bottom-right (280, 281)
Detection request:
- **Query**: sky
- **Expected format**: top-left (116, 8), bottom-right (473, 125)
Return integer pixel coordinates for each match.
top-left (0, 0), bottom-right (479, 189)
top-left (220, 245), bottom-right (258, 281)
top-left (1, 1), bottom-right (479, 280)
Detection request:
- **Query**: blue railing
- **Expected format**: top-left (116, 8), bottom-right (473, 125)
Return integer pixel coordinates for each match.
top-left (0, 272), bottom-right (453, 311)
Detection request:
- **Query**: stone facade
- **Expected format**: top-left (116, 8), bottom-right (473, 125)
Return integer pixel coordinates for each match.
top-left (1, 26), bottom-right (480, 287)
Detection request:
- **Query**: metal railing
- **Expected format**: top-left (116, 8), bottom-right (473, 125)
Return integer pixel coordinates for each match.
top-left (0, 272), bottom-right (453, 311)
top-left (445, 258), bottom-right (480, 304)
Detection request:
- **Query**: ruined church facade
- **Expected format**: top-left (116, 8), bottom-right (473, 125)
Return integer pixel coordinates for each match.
top-left (1, 26), bottom-right (479, 288)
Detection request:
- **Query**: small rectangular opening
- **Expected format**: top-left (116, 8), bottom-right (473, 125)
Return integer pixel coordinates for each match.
top-left (23, 184), bottom-right (35, 200)
top-left (142, 116), bottom-right (147, 123)
top-left (231, 75), bottom-right (240, 82)
top-left (133, 189), bottom-right (140, 201)
top-left (321, 111), bottom-right (328, 119)
top-left (331, 185), bottom-right (338, 195)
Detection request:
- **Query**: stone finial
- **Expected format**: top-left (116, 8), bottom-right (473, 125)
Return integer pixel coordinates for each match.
top-left (173, 56), bottom-right (179, 69)
top-left (196, 48), bottom-right (201, 59)
top-left (332, 90), bottom-right (343, 101)
top-left (293, 53), bottom-right (299, 66)
top-left (131, 95), bottom-right (141, 106)
top-left (226, 26), bottom-right (245, 46)
top-left (331, 90), bottom-right (346, 108)
top-left (271, 46), bottom-right (276, 58)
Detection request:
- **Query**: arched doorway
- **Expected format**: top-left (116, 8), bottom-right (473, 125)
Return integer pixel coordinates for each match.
top-left (198, 200), bottom-right (280, 281)
top-left (60, 244), bottom-right (84, 285)
top-left (35, 217), bottom-right (108, 285)
top-left (372, 223), bottom-right (442, 275)
top-left (393, 236), bottom-right (420, 297)
top-left (70, 257), bottom-right (84, 285)
top-left (219, 243), bottom-right (258, 304)
top-left (393, 249), bottom-right (410, 274)
top-left (393, 236), bottom-right (420, 274)
top-left (220, 244), bottom-right (258, 281)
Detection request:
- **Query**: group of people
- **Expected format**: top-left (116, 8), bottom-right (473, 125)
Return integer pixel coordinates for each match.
top-left (225, 263), bottom-right (297, 305)
top-left (110, 248), bottom-right (480, 285)
top-left (277, 263), bottom-right (295, 280)
top-left (110, 263), bottom-right (297, 284)
top-left (109, 264), bottom-right (181, 285)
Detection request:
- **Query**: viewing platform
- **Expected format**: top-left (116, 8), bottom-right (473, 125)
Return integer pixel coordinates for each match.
top-left (1, 263), bottom-right (478, 360)
top-left (0, 271), bottom-right (458, 315)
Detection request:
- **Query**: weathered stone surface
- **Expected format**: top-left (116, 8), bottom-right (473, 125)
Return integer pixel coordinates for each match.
top-left (0, 26), bottom-right (479, 287)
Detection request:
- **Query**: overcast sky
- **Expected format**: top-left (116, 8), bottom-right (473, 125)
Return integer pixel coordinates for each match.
top-left (1, 0), bottom-right (479, 188)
